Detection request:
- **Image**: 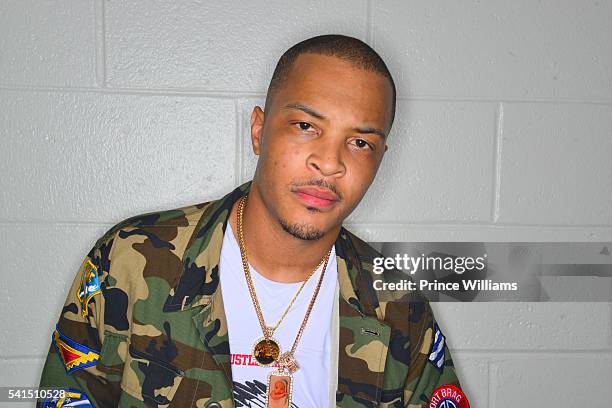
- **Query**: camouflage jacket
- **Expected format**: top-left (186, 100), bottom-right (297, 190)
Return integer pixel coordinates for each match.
top-left (38, 181), bottom-right (463, 407)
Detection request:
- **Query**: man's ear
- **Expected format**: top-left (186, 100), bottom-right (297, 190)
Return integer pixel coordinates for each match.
top-left (250, 106), bottom-right (265, 155)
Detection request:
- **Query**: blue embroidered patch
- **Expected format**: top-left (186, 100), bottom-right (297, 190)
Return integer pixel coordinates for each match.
top-left (52, 324), bottom-right (100, 374)
top-left (41, 388), bottom-right (93, 407)
top-left (428, 322), bottom-right (446, 369)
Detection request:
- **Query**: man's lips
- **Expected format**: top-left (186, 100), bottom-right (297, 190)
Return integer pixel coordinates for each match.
top-left (293, 187), bottom-right (339, 209)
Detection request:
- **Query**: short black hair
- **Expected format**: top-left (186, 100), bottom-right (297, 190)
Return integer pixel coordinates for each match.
top-left (264, 34), bottom-right (397, 130)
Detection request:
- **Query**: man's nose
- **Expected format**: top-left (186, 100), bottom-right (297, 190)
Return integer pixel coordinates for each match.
top-left (306, 139), bottom-right (346, 177)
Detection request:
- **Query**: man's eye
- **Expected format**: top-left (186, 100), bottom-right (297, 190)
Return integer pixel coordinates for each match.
top-left (353, 138), bottom-right (373, 150)
top-left (296, 122), bottom-right (312, 131)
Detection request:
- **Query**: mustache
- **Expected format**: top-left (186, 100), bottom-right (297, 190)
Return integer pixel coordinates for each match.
top-left (291, 178), bottom-right (343, 201)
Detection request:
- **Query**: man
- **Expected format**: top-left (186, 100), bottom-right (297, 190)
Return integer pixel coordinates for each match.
top-left (38, 34), bottom-right (465, 407)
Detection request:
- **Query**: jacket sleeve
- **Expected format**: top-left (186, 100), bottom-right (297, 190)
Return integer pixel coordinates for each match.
top-left (37, 230), bottom-right (122, 408)
top-left (404, 301), bottom-right (467, 407)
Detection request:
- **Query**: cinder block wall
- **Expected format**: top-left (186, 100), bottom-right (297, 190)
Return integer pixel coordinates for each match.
top-left (1, 1), bottom-right (611, 406)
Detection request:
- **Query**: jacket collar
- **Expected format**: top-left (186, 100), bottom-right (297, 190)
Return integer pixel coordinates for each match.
top-left (163, 180), bottom-right (382, 316)
top-left (163, 181), bottom-right (391, 405)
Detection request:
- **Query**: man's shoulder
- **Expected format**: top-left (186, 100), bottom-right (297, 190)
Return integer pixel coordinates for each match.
top-left (113, 199), bottom-right (216, 230)
top-left (89, 197), bottom-right (225, 313)
top-left (94, 198), bottom-right (221, 249)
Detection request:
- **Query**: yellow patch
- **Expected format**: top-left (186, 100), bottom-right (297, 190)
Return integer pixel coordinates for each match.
top-left (76, 258), bottom-right (101, 318)
top-left (420, 327), bottom-right (433, 355)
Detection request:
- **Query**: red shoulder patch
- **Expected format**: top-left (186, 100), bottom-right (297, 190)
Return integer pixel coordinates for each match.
top-left (429, 384), bottom-right (469, 408)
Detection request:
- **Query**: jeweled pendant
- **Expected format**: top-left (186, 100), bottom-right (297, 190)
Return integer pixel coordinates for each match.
top-left (252, 336), bottom-right (281, 366)
top-left (277, 351), bottom-right (299, 374)
top-left (266, 369), bottom-right (293, 408)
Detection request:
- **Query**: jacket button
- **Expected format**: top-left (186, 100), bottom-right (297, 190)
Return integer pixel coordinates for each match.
top-left (207, 403), bottom-right (221, 408)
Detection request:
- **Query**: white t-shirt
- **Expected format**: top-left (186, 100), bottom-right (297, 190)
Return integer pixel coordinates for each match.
top-left (219, 222), bottom-right (338, 408)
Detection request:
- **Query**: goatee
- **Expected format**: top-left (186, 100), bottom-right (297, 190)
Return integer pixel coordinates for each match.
top-left (278, 218), bottom-right (324, 241)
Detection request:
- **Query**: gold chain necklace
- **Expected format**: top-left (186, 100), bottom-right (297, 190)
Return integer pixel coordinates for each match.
top-left (242, 223), bottom-right (324, 340)
top-left (236, 195), bottom-right (331, 406)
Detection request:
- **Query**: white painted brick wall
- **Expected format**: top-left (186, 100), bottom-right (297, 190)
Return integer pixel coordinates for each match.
top-left (1, 1), bottom-right (611, 407)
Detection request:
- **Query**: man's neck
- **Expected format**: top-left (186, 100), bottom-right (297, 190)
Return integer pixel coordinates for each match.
top-left (228, 183), bottom-right (339, 283)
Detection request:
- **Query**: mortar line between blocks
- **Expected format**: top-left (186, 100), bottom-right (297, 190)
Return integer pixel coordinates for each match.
top-left (94, 0), bottom-right (107, 88)
top-left (452, 349), bottom-right (612, 357)
top-left (2, 86), bottom-right (612, 105)
top-left (2, 220), bottom-right (612, 230)
top-left (488, 358), bottom-right (495, 408)
top-left (493, 102), bottom-right (503, 222)
top-left (366, 0), bottom-right (374, 44)
top-left (234, 99), bottom-right (243, 184)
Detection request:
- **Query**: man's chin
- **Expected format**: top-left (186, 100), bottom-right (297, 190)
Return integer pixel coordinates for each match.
top-left (278, 217), bottom-right (326, 241)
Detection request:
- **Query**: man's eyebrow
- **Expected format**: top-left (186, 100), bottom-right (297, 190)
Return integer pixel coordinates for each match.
top-left (283, 102), bottom-right (387, 139)
top-left (354, 126), bottom-right (387, 140)
top-left (282, 103), bottom-right (327, 120)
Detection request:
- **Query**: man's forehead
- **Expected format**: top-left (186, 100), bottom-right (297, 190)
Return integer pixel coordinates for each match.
top-left (273, 54), bottom-right (394, 131)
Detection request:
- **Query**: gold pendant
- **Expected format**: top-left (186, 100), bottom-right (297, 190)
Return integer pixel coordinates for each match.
top-left (277, 351), bottom-right (299, 374)
top-left (266, 369), bottom-right (293, 408)
top-left (252, 336), bottom-right (281, 366)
